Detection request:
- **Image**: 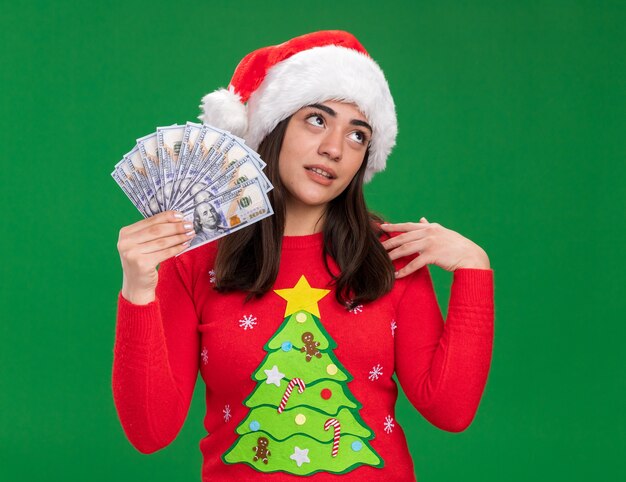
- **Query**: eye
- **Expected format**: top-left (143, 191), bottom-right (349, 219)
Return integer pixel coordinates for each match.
top-left (349, 130), bottom-right (368, 145)
top-left (305, 113), bottom-right (325, 127)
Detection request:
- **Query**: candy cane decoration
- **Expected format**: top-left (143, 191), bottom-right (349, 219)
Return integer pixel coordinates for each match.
top-left (324, 418), bottom-right (341, 457)
top-left (277, 377), bottom-right (306, 413)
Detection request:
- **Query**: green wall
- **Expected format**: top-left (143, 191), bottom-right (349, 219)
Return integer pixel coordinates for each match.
top-left (1, 1), bottom-right (623, 480)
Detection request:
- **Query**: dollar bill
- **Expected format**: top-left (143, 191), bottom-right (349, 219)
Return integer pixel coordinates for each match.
top-left (111, 164), bottom-right (151, 217)
top-left (157, 124), bottom-right (185, 210)
top-left (136, 132), bottom-right (164, 211)
top-left (183, 129), bottom-right (226, 190)
top-left (221, 135), bottom-right (266, 170)
top-left (176, 133), bottom-right (266, 204)
top-left (173, 135), bottom-right (232, 203)
top-left (169, 122), bottom-right (203, 207)
top-left (179, 177), bottom-right (274, 254)
top-left (124, 146), bottom-right (159, 215)
top-left (171, 124), bottom-right (224, 206)
top-left (210, 155), bottom-right (272, 193)
top-left (176, 155), bottom-right (272, 212)
top-left (119, 159), bottom-right (155, 216)
top-left (201, 138), bottom-right (253, 184)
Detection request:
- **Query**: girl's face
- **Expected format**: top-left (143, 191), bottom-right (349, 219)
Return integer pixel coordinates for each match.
top-left (278, 100), bottom-right (371, 209)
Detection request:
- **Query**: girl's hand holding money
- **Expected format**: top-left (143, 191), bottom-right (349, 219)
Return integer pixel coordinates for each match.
top-left (117, 211), bottom-right (196, 305)
top-left (380, 217), bottom-right (491, 278)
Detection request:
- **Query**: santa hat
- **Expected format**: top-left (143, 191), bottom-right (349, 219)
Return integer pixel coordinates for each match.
top-left (199, 30), bottom-right (397, 183)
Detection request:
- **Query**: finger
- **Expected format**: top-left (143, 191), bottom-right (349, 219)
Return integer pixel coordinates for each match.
top-left (420, 217), bottom-right (429, 223)
top-left (395, 256), bottom-right (428, 279)
top-left (388, 240), bottom-right (426, 261)
top-left (139, 231), bottom-right (196, 254)
top-left (380, 222), bottom-right (419, 232)
top-left (380, 221), bottom-right (432, 233)
top-left (151, 239), bottom-right (194, 264)
top-left (132, 220), bottom-right (194, 245)
top-left (121, 211), bottom-right (184, 236)
top-left (381, 230), bottom-right (426, 250)
top-left (117, 220), bottom-right (191, 252)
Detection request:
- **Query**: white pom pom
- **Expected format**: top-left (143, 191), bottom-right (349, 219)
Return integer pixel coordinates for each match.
top-left (199, 87), bottom-right (248, 137)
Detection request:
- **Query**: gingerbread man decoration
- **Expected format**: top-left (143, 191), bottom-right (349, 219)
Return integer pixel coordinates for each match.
top-left (300, 332), bottom-right (322, 362)
top-left (252, 436), bottom-right (271, 464)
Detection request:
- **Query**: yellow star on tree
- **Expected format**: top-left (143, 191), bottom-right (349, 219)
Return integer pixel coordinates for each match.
top-left (274, 275), bottom-right (330, 318)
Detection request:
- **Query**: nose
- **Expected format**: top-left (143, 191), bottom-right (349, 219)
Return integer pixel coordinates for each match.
top-left (317, 127), bottom-right (343, 162)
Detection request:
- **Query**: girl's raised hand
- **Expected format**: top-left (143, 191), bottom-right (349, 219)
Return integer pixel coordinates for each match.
top-left (380, 217), bottom-right (490, 278)
top-left (117, 211), bottom-right (196, 305)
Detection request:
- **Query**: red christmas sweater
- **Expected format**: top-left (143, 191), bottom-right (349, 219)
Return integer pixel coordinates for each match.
top-left (112, 231), bottom-right (494, 481)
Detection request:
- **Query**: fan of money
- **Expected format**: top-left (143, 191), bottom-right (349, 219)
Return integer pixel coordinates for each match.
top-left (111, 122), bottom-right (274, 253)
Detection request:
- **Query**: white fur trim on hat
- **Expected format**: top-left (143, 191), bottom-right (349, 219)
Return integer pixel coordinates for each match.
top-left (199, 86), bottom-right (248, 138)
top-left (244, 45), bottom-right (397, 183)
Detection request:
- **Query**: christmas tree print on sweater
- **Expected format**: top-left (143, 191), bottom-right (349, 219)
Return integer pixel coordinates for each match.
top-left (222, 275), bottom-right (384, 475)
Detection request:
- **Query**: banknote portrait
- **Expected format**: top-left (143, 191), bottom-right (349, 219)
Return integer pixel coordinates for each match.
top-left (191, 201), bottom-right (228, 246)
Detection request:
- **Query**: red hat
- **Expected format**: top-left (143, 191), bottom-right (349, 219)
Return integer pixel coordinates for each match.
top-left (199, 30), bottom-right (397, 183)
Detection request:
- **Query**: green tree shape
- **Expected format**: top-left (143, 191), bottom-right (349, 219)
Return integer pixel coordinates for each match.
top-left (222, 308), bottom-right (384, 476)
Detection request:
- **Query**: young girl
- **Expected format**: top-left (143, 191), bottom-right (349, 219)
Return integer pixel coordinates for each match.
top-left (113, 30), bottom-right (494, 481)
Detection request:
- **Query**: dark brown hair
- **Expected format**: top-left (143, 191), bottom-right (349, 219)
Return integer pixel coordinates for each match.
top-left (213, 114), bottom-right (395, 308)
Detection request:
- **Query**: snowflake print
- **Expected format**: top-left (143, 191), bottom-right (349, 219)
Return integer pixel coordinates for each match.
top-left (348, 303), bottom-right (363, 314)
top-left (208, 269), bottom-right (216, 284)
top-left (238, 314), bottom-right (257, 330)
top-left (368, 364), bottom-right (383, 381)
top-left (223, 404), bottom-right (232, 422)
top-left (391, 320), bottom-right (397, 337)
top-left (200, 347), bottom-right (208, 365)
top-left (384, 415), bottom-right (395, 434)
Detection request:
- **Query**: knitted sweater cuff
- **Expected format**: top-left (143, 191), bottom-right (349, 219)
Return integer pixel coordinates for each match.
top-left (450, 268), bottom-right (494, 307)
top-left (116, 291), bottom-right (162, 342)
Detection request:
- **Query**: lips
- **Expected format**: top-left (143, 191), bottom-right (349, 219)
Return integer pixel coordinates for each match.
top-left (303, 164), bottom-right (336, 179)
top-left (304, 166), bottom-right (334, 186)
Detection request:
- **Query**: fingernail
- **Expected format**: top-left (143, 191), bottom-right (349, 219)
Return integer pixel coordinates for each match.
top-left (394, 271), bottom-right (399, 277)
top-left (186, 230), bottom-right (196, 237)
top-left (182, 240), bottom-right (191, 246)
top-left (174, 212), bottom-right (184, 219)
top-left (184, 223), bottom-right (193, 230)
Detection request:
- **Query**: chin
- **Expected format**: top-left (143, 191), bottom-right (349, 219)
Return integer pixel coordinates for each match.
top-left (301, 187), bottom-right (337, 205)
top-left (299, 196), bottom-right (331, 207)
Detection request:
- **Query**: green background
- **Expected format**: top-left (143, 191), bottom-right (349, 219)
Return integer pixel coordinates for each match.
top-left (1, 0), bottom-right (624, 480)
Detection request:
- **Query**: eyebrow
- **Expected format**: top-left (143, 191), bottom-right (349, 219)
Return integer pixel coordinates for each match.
top-left (306, 103), bottom-right (373, 133)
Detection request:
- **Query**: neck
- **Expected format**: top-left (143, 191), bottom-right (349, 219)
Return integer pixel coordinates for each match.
top-left (283, 200), bottom-right (327, 236)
